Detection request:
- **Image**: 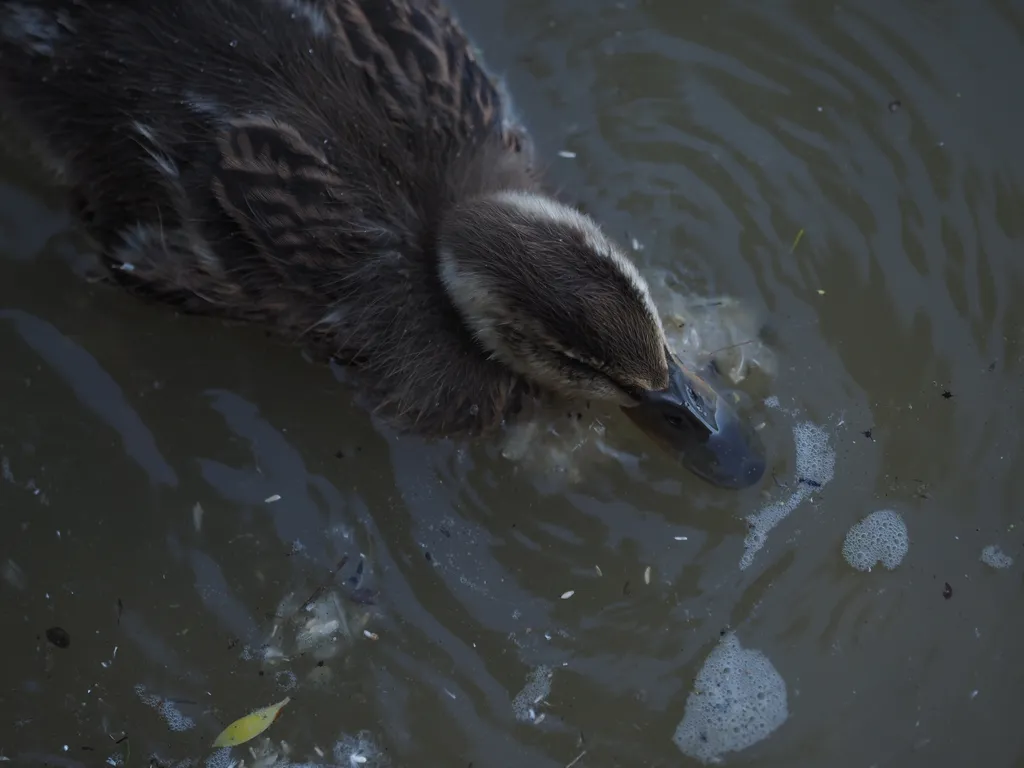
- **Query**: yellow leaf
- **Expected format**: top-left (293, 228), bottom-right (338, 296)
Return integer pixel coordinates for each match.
top-left (211, 696), bottom-right (291, 748)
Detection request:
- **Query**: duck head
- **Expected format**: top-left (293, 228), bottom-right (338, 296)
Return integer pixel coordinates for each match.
top-left (438, 190), bottom-right (766, 490)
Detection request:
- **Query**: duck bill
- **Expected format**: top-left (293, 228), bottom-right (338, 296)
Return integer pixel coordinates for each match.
top-left (621, 353), bottom-right (766, 489)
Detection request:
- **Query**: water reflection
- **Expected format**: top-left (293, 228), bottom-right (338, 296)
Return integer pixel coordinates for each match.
top-left (1, 0), bottom-right (1023, 766)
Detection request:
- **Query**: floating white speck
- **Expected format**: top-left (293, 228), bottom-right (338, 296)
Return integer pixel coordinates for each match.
top-left (192, 502), bottom-right (204, 532)
top-left (362, 630), bottom-right (379, 641)
top-left (643, 566), bottom-right (651, 585)
top-left (265, 494), bottom-right (281, 503)
top-left (558, 150), bottom-right (576, 158)
top-left (560, 590), bottom-right (574, 599)
top-left (674, 535), bottom-right (688, 541)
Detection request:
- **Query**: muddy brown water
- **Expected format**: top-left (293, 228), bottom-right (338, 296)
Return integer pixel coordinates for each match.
top-left (2, 1), bottom-right (1023, 766)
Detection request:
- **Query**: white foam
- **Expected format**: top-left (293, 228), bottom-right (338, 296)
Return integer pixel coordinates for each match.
top-left (134, 684), bottom-right (196, 732)
top-left (204, 747), bottom-right (234, 768)
top-left (740, 421), bottom-right (835, 570)
top-left (842, 510), bottom-right (909, 572)
top-left (673, 632), bottom-right (788, 764)
top-left (333, 730), bottom-right (389, 766)
top-left (512, 665), bottom-right (553, 722)
top-left (980, 545), bottom-right (1013, 570)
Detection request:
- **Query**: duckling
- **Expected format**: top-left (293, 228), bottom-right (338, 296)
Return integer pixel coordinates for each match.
top-left (0, 0), bottom-right (765, 489)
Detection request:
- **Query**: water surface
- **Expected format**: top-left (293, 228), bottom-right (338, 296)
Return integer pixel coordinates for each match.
top-left (2, 1), bottom-right (1023, 766)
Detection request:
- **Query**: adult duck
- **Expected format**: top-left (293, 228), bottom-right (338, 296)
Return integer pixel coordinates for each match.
top-left (0, 0), bottom-right (765, 488)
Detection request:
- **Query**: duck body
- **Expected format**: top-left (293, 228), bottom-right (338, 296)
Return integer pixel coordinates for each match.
top-left (2, 0), bottom-right (539, 434)
top-left (0, 0), bottom-right (767, 488)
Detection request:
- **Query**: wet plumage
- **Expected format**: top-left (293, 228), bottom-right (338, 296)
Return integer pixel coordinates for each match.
top-left (0, 0), bottom-right (766, 488)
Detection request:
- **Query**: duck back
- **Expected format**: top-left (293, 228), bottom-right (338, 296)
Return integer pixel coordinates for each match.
top-left (0, 0), bottom-right (537, 434)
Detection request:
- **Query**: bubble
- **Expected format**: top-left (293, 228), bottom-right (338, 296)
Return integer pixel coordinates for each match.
top-left (511, 665), bottom-right (553, 722)
top-left (980, 545), bottom-right (1013, 569)
top-left (275, 669), bottom-right (298, 690)
top-left (741, 421), bottom-right (835, 569)
top-left (842, 509), bottom-right (909, 572)
top-left (673, 633), bottom-right (788, 764)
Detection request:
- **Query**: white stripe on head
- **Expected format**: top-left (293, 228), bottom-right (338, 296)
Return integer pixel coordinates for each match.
top-left (490, 190), bottom-right (665, 336)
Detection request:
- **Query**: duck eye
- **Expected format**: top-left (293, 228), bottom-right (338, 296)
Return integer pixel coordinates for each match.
top-left (622, 384), bottom-right (646, 401)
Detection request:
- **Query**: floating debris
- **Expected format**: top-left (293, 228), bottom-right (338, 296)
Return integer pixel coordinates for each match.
top-left (100, 645), bottom-right (119, 669)
top-left (790, 228), bottom-right (804, 253)
top-left (643, 566), bottom-right (651, 585)
top-left (45, 626), bottom-right (70, 649)
top-left (212, 696), bottom-right (290, 748)
top-left (192, 502), bottom-right (204, 532)
top-left (363, 630), bottom-right (379, 641)
top-left (560, 590), bottom-right (575, 600)
top-left (264, 494), bottom-right (282, 503)
top-left (557, 150), bottom-right (576, 158)
top-left (943, 582), bottom-right (953, 599)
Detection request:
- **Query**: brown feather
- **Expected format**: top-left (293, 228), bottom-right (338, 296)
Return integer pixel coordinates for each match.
top-left (0, 0), bottom-right (666, 438)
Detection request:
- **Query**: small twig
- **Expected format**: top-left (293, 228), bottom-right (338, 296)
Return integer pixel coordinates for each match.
top-left (706, 339), bottom-right (757, 358)
top-left (566, 750), bottom-right (587, 768)
top-left (298, 555), bottom-right (349, 614)
top-left (790, 227), bottom-right (805, 253)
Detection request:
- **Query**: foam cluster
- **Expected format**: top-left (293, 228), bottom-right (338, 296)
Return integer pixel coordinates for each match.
top-left (981, 545), bottom-right (1014, 569)
top-left (133, 684), bottom-right (196, 732)
top-left (673, 633), bottom-right (789, 763)
top-left (741, 421), bottom-right (836, 569)
top-left (842, 509), bottom-right (909, 572)
top-left (512, 665), bottom-right (553, 722)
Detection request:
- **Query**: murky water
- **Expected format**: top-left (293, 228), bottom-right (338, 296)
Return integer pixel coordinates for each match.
top-left (2, 1), bottom-right (1023, 766)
